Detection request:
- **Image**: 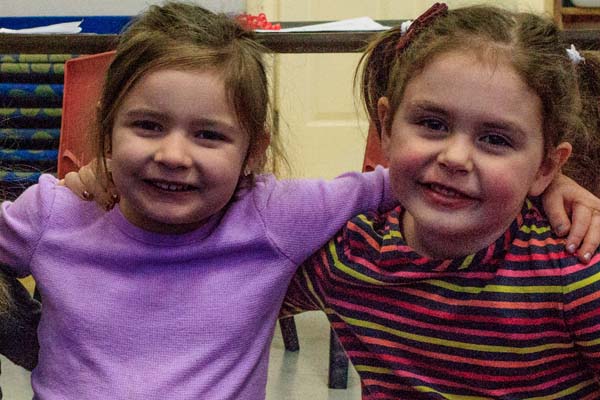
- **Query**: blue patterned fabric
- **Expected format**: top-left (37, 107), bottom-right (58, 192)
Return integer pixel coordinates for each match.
top-left (0, 128), bottom-right (60, 142)
top-left (0, 53), bottom-right (69, 198)
top-left (0, 108), bottom-right (62, 129)
top-left (0, 149), bottom-right (57, 163)
top-left (0, 83), bottom-right (63, 107)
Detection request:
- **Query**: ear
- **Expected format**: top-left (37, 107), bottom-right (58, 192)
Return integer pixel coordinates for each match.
top-left (245, 131), bottom-right (271, 174)
top-left (377, 97), bottom-right (393, 161)
top-left (529, 142), bottom-right (572, 196)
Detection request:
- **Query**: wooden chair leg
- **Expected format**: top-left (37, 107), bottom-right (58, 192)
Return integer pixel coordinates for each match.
top-left (328, 328), bottom-right (349, 389)
top-left (279, 317), bottom-right (299, 352)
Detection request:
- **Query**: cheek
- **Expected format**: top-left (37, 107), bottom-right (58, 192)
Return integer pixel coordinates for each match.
top-left (386, 147), bottom-right (423, 194)
top-left (480, 161), bottom-right (537, 205)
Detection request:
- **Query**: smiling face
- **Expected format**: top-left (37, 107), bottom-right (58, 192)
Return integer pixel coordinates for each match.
top-left (378, 50), bottom-right (570, 259)
top-left (110, 68), bottom-right (250, 234)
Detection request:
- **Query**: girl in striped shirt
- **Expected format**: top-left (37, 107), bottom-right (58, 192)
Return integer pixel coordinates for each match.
top-left (283, 3), bottom-right (600, 399)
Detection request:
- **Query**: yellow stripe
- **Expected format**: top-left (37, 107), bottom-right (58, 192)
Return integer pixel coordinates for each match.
top-left (328, 240), bottom-right (384, 285)
top-left (520, 224), bottom-right (551, 235)
top-left (355, 365), bottom-right (394, 375)
top-left (564, 269), bottom-right (600, 294)
top-left (345, 316), bottom-right (571, 354)
top-left (415, 386), bottom-right (491, 400)
top-left (459, 253), bottom-right (475, 270)
top-left (300, 267), bottom-right (327, 310)
top-left (427, 279), bottom-right (562, 294)
top-left (357, 213), bottom-right (402, 238)
top-left (355, 366), bottom-right (595, 399)
top-left (576, 336), bottom-right (600, 347)
top-left (354, 366), bottom-right (492, 399)
top-left (527, 379), bottom-right (596, 400)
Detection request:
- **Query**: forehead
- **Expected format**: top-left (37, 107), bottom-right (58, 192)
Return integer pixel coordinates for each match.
top-left (400, 50), bottom-right (543, 133)
top-left (120, 68), bottom-right (236, 120)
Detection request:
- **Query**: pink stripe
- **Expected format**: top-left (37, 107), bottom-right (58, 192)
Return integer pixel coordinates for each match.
top-left (351, 350), bottom-right (577, 382)
top-left (329, 296), bottom-right (568, 341)
top-left (324, 284), bottom-right (564, 325)
top-left (505, 252), bottom-right (570, 262)
top-left (357, 355), bottom-right (585, 397)
top-left (350, 334), bottom-right (574, 368)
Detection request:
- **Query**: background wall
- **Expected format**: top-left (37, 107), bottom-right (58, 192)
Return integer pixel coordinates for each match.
top-left (0, 0), bottom-right (246, 16)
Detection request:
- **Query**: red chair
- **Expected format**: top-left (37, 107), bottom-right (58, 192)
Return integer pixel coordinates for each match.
top-left (362, 123), bottom-right (388, 172)
top-left (58, 51), bottom-right (115, 178)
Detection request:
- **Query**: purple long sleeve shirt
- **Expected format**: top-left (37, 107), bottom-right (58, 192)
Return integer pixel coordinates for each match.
top-left (0, 169), bottom-right (390, 400)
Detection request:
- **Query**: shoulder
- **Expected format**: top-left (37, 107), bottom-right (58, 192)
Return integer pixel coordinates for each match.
top-left (6, 174), bottom-right (105, 228)
top-left (508, 200), bottom-right (582, 270)
top-left (325, 206), bottom-right (401, 262)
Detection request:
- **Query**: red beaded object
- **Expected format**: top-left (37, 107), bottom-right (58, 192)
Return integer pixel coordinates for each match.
top-left (236, 13), bottom-right (281, 31)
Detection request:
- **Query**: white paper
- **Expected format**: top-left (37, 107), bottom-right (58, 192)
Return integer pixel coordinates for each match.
top-left (0, 20), bottom-right (83, 34)
top-left (257, 17), bottom-right (390, 33)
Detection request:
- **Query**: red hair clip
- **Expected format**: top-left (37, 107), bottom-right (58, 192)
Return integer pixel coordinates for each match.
top-left (396, 3), bottom-right (448, 52)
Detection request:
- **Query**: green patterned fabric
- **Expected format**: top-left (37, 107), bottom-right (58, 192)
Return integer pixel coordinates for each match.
top-left (0, 63), bottom-right (64, 75)
top-left (0, 54), bottom-right (75, 63)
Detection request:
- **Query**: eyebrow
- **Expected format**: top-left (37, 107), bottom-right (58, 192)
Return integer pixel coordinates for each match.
top-left (410, 101), bottom-right (528, 136)
top-left (122, 108), bottom-right (237, 132)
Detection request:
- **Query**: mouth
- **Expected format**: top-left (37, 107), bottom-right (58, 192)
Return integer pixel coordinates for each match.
top-left (423, 182), bottom-right (476, 200)
top-left (144, 179), bottom-right (199, 193)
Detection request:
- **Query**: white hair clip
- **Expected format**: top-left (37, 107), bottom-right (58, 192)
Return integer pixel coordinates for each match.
top-left (566, 44), bottom-right (585, 65)
top-left (400, 20), bottom-right (413, 35)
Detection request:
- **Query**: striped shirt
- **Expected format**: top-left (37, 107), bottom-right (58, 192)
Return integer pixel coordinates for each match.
top-left (282, 201), bottom-right (600, 399)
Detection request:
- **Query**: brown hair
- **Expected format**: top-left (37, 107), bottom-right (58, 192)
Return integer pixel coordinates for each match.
top-left (95, 1), bottom-right (286, 188)
top-left (358, 5), bottom-right (600, 194)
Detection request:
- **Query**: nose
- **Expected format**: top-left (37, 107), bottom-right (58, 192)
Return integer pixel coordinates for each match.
top-left (436, 134), bottom-right (473, 174)
top-left (153, 131), bottom-right (193, 169)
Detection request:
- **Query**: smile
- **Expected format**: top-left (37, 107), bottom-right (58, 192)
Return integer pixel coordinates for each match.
top-left (427, 183), bottom-right (472, 199)
top-left (145, 179), bottom-right (198, 192)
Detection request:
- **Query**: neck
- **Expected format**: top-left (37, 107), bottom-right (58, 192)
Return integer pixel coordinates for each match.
top-left (402, 211), bottom-right (512, 260)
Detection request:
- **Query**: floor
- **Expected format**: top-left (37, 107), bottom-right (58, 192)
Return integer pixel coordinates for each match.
top-left (0, 311), bottom-right (361, 399)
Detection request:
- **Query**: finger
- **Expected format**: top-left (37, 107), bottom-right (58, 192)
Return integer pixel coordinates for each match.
top-left (62, 172), bottom-right (92, 201)
top-left (542, 194), bottom-right (571, 237)
top-left (79, 164), bottom-right (115, 210)
top-left (576, 210), bottom-right (600, 264)
top-left (564, 203), bottom-right (593, 254)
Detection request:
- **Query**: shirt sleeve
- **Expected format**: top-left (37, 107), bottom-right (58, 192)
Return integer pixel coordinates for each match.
top-left (257, 167), bottom-right (393, 265)
top-left (561, 255), bottom-right (600, 377)
top-left (0, 270), bottom-right (40, 370)
top-left (280, 250), bottom-right (328, 317)
top-left (0, 174), bottom-right (56, 277)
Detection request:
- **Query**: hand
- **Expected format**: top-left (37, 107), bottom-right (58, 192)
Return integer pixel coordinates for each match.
top-left (58, 159), bottom-right (119, 211)
top-left (542, 173), bottom-right (600, 263)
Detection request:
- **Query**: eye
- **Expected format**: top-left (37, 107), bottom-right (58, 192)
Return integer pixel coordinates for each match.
top-left (131, 120), bottom-right (163, 132)
top-left (419, 118), bottom-right (448, 133)
top-left (195, 130), bottom-right (227, 141)
top-left (480, 133), bottom-right (512, 148)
